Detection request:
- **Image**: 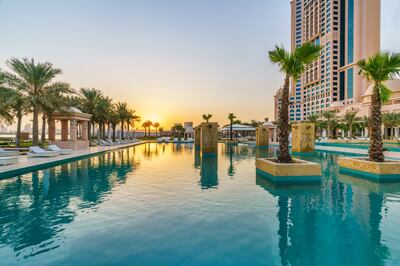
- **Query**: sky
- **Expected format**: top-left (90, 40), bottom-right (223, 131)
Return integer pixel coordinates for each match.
top-left (0, 0), bottom-right (399, 129)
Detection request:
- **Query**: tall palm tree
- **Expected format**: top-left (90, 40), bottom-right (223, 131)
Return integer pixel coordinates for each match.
top-left (0, 83), bottom-right (31, 146)
top-left (95, 96), bottom-right (113, 139)
top-left (142, 121), bottom-right (148, 137)
top-left (382, 112), bottom-right (400, 140)
top-left (79, 88), bottom-right (103, 138)
top-left (108, 106), bottom-right (120, 142)
top-left (153, 122), bottom-right (160, 137)
top-left (126, 109), bottom-right (140, 137)
top-left (116, 102), bottom-right (129, 139)
top-left (269, 43), bottom-right (322, 162)
top-left (145, 120), bottom-right (153, 136)
top-left (202, 114), bottom-right (213, 123)
top-left (3, 58), bottom-right (65, 145)
top-left (321, 110), bottom-right (337, 139)
top-left (228, 113), bottom-right (237, 141)
top-left (358, 52), bottom-right (400, 162)
top-left (342, 110), bottom-right (359, 140)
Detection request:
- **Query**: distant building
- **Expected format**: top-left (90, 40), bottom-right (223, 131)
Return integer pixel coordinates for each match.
top-left (0, 124), bottom-right (8, 133)
top-left (184, 122), bottom-right (194, 139)
top-left (275, 0), bottom-right (381, 121)
top-left (23, 123), bottom-right (32, 133)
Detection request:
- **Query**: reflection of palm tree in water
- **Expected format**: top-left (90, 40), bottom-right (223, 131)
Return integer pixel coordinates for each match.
top-left (0, 152), bottom-right (139, 259)
top-left (227, 146), bottom-right (235, 177)
top-left (258, 173), bottom-right (390, 266)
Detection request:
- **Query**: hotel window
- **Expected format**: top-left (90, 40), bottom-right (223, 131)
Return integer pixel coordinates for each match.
top-left (347, 68), bottom-right (354, 99)
top-left (348, 0), bottom-right (354, 64)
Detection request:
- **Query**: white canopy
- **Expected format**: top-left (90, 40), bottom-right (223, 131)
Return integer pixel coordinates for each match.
top-left (220, 124), bottom-right (255, 132)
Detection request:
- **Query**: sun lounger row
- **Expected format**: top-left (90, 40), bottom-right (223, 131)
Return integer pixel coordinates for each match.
top-left (97, 138), bottom-right (139, 146)
top-left (0, 145), bottom-right (74, 166)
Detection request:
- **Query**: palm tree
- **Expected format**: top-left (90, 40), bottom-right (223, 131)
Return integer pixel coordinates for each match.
top-left (269, 43), bottom-right (322, 162)
top-left (79, 88), bottom-right (103, 138)
top-left (116, 102), bottom-right (129, 139)
top-left (95, 96), bottom-right (113, 139)
top-left (342, 110), bottom-right (359, 139)
top-left (153, 122), bottom-right (160, 137)
top-left (126, 109), bottom-right (140, 137)
top-left (321, 110), bottom-right (338, 139)
top-left (142, 121), bottom-right (148, 137)
top-left (202, 114), bottom-right (213, 123)
top-left (306, 114), bottom-right (320, 138)
top-left (228, 113), bottom-right (237, 141)
top-left (359, 115), bottom-right (370, 138)
top-left (0, 85), bottom-right (31, 146)
top-left (145, 120), bottom-right (153, 136)
top-left (357, 52), bottom-right (400, 162)
top-left (382, 112), bottom-right (400, 139)
top-left (3, 58), bottom-right (65, 145)
top-left (108, 106), bottom-right (120, 142)
top-left (159, 127), bottom-right (164, 137)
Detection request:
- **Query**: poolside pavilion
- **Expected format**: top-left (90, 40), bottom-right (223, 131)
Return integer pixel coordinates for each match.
top-left (48, 107), bottom-right (92, 150)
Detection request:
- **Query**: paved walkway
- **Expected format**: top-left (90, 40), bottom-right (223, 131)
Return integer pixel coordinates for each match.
top-left (0, 141), bottom-right (147, 178)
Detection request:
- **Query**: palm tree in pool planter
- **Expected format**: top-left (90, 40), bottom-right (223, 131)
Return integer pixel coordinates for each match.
top-left (357, 52), bottom-right (400, 162)
top-left (202, 114), bottom-right (213, 123)
top-left (228, 113), bottom-right (237, 141)
top-left (269, 42), bottom-right (322, 162)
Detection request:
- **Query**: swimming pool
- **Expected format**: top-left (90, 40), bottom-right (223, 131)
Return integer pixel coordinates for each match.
top-left (1, 143), bottom-right (399, 266)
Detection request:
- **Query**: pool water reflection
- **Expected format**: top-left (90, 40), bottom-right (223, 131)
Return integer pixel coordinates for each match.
top-left (0, 143), bottom-right (399, 266)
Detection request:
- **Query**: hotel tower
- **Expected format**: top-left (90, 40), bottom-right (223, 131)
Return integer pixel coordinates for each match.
top-left (282, 0), bottom-right (380, 121)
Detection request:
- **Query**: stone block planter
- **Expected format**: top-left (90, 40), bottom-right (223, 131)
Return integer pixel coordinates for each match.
top-left (338, 157), bottom-right (400, 182)
top-left (255, 158), bottom-right (321, 184)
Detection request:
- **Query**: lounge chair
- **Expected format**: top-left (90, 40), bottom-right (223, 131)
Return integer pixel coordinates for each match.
top-left (0, 148), bottom-right (19, 157)
top-left (28, 146), bottom-right (59, 157)
top-left (0, 156), bottom-right (18, 166)
top-left (47, 145), bottom-right (73, 155)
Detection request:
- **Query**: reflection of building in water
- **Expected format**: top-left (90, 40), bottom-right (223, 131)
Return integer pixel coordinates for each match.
top-left (200, 155), bottom-right (218, 189)
top-left (256, 172), bottom-right (390, 265)
top-left (0, 151), bottom-right (139, 259)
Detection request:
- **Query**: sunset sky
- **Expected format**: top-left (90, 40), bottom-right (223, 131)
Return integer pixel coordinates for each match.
top-left (1, 0), bottom-right (399, 129)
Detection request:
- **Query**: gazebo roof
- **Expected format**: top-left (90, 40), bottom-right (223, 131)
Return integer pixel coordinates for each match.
top-left (52, 106), bottom-right (92, 121)
top-left (220, 124), bottom-right (255, 132)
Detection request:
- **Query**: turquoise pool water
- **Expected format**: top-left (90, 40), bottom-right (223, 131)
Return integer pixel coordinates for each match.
top-left (1, 143), bottom-right (400, 266)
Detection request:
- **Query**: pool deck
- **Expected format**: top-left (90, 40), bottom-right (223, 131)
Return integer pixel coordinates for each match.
top-left (0, 141), bottom-right (148, 178)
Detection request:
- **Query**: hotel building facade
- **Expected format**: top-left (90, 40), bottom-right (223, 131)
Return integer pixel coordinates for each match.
top-left (279, 0), bottom-right (381, 121)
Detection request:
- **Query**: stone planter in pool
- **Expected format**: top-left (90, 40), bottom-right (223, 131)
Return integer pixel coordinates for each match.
top-left (338, 157), bottom-right (400, 182)
top-left (255, 158), bottom-right (321, 184)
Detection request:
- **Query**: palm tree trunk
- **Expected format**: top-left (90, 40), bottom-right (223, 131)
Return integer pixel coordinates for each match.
top-left (102, 123), bottom-right (106, 140)
top-left (16, 113), bottom-right (22, 147)
top-left (349, 123), bottom-right (353, 140)
top-left (88, 121), bottom-right (92, 140)
top-left (127, 123), bottom-right (130, 138)
top-left (41, 114), bottom-right (46, 144)
top-left (112, 125), bottom-right (116, 142)
top-left (32, 107), bottom-right (39, 145)
top-left (230, 122), bottom-right (233, 141)
top-left (278, 75), bottom-right (291, 162)
top-left (121, 121), bottom-right (124, 139)
top-left (369, 84), bottom-right (384, 162)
